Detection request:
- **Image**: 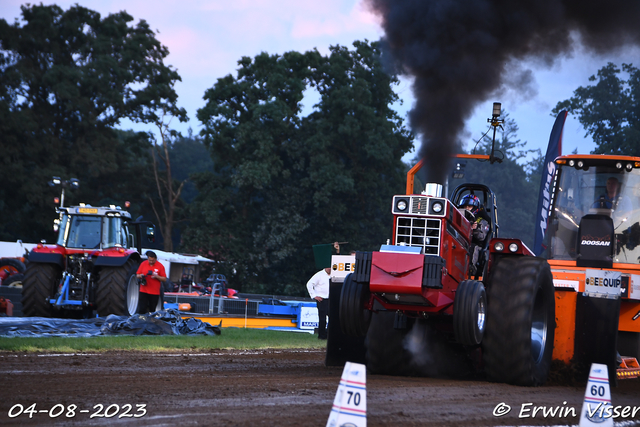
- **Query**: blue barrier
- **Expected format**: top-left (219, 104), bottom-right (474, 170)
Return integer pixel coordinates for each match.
top-left (258, 301), bottom-right (318, 330)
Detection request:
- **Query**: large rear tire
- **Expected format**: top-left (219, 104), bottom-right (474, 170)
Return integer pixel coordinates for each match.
top-left (96, 259), bottom-right (139, 316)
top-left (365, 311), bottom-right (474, 378)
top-left (339, 273), bottom-right (371, 337)
top-left (453, 280), bottom-right (486, 346)
top-left (483, 256), bottom-right (555, 386)
top-left (22, 263), bottom-right (60, 317)
top-left (365, 311), bottom-right (416, 376)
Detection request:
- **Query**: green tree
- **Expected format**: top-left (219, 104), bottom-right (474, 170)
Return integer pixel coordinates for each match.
top-left (303, 42), bottom-right (413, 252)
top-left (185, 41), bottom-right (413, 295)
top-left (553, 62), bottom-right (640, 155)
top-left (87, 130), bottom-right (158, 222)
top-left (168, 130), bottom-right (214, 204)
top-left (148, 128), bottom-right (214, 251)
top-left (0, 4), bottom-right (185, 242)
top-left (189, 49), bottom-right (317, 293)
top-left (148, 114), bottom-right (188, 253)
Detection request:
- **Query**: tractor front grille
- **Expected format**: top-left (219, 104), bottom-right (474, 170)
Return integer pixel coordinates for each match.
top-left (395, 217), bottom-right (441, 256)
top-left (411, 197), bottom-right (429, 214)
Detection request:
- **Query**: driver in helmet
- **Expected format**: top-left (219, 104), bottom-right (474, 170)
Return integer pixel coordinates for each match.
top-left (458, 194), bottom-right (490, 243)
top-left (458, 194), bottom-right (490, 275)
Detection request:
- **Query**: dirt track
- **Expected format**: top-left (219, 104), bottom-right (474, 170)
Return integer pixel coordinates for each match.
top-left (1, 348), bottom-right (640, 426)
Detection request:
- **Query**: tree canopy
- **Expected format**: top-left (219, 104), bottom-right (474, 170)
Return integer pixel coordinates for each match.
top-left (0, 4), bottom-right (186, 242)
top-left (0, 4), bottom-right (550, 297)
top-left (184, 41), bottom-right (413, 294)
top-left (553, 62), bottom-right (640, 155)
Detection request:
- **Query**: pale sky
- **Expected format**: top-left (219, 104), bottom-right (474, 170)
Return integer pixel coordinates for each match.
top-left (2, 0), bottom-right (638, 165)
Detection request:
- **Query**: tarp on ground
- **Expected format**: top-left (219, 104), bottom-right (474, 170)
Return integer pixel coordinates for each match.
top-left (0, 309), bottom-right (221, 337)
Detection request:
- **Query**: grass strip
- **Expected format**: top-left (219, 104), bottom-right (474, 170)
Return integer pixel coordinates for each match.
top-left (0, 328), bottom-right (327, 353)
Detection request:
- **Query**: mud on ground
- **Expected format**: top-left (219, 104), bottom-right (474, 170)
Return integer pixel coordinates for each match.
top-left (1, 348), bottom-right (639, 426)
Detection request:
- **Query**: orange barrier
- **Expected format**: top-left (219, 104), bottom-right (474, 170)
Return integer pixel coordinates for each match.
top-left (184, 315), bottom-right (298, 329)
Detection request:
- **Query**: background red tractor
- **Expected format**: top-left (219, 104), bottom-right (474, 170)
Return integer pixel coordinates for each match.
top-left (21, 204), bottom-right (157, 317)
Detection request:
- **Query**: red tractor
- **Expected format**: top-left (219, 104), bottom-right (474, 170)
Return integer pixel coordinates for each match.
top-left (21, 204), bottom-right (157, 317)
top-left (328, 155), bottom-right (557, 386)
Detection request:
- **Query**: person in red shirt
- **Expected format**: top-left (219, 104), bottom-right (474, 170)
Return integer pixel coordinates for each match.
top-left (136, 251), bottom-right (167, 314)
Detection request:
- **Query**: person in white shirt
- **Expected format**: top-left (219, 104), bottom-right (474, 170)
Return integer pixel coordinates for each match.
top-left (306, 267), bottom-right (331, 340)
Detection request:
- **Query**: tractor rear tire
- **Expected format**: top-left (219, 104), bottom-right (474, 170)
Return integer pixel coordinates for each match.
top-left (22, 263), bottom-right (60, 317)
top-left (483, 256), bottom-right (555, 386)
top-left (365, 311), bottom-right (416, 376)
top-left (453, 280), bottom-right (486, 346)
top-left (96, 259), bottom-right (139, 316)
top-left (0, 258), bottom-right (26, 275)
top-left (339, 273), bottom-right (371, 337)
top-left (365, 311), bottom-right (474, 378)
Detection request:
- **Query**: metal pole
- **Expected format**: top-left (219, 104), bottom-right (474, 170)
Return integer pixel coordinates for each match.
top-left (444, 176), bottom-right (449, 199)
top-left (244, 298), bottom-right (248, 329)
top-left (490, 125), bottom-right (498, 164)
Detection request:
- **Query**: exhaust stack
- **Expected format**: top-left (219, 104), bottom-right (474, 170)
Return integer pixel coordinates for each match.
top-left (423, 183), bottom-right (443, 197)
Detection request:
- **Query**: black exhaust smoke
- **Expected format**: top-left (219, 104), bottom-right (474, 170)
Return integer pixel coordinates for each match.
top-left (366, 0), bottom-right (640, 183)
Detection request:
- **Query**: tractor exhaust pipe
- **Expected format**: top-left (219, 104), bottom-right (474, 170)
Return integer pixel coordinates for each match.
top-left (424, 183), bottom-right (443, 197)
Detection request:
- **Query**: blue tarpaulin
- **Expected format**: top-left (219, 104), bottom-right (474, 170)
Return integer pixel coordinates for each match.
top-left (0, 309), bottom-right (221, 337)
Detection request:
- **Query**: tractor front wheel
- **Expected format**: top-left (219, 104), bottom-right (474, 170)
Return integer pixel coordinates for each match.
top-left (21, 263), bottom-right (60, 317)
top-left (339, 273), bottom-right (371, 337)
top-left (483, 256), bottom-right (555, 386)
top-left (96, 259), bottom-right (139, 316)
top-left (453, 280), bottom-right (486, 346)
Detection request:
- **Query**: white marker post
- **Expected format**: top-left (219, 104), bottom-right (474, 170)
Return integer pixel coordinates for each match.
top-left (326, 361), bottom-right (367, 427)
top-left (579, 363), bottom-right (614, 427)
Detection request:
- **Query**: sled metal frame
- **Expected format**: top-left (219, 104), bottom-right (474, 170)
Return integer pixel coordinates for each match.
top-left (617, 357), bottom-right (640, 380)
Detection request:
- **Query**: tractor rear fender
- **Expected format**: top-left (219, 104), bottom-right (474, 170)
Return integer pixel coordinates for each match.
top-left (27, 252), bottom-right (64, 268)
top-left (93, 252), bottom-right (141, 268)
top-left (486, 238), bottom-right (535, 276)
top-left (487, 238), bottom-right (534, 257)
